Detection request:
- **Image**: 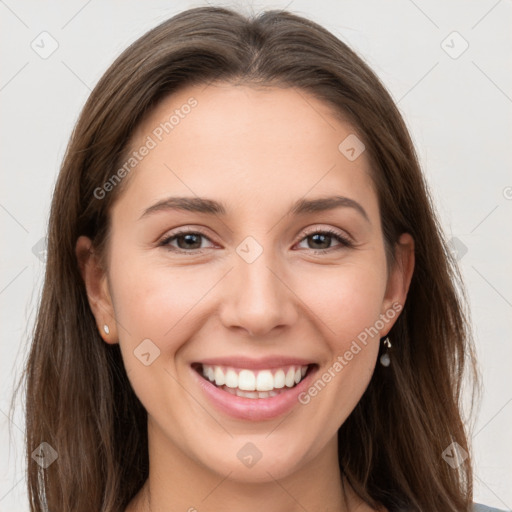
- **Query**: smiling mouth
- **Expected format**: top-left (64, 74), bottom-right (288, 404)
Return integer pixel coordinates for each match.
top-left (191, 362), bottom-right (317, 399)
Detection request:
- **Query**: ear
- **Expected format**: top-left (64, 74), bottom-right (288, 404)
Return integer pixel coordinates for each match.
top-left (75, 235), bottom-right (118, 344)
top-left (380, 232), bottom-right (415, 336)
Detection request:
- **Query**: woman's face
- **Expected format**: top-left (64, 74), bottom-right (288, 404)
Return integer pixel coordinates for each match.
top-left (79, 82), bottom-right (413, 483)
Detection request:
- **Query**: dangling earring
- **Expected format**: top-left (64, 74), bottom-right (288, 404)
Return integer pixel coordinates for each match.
top-left (103, 324), bottom-right (110, 335)
top-left (380, 336), bottom-right (391, 367)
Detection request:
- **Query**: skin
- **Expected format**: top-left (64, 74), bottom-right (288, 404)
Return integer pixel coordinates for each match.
top-left (76, 83), bottom-right (414, 512)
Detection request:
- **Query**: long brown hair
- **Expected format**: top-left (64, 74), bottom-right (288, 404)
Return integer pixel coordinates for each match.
top-left (13, 6), bottom-right (479, 511)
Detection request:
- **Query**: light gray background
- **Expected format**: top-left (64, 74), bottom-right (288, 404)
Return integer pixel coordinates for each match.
top-left (1, 0), bottom-right (511, 510)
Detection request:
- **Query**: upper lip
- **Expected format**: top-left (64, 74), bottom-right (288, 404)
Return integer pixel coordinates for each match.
top-left (193, 356), bottom-right (315, 370)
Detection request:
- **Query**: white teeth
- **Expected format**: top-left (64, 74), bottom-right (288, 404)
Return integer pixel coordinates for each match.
top-left (285, 368), bottom-right (295, 387)
top-left (256, 370), bottom-right (274, 391)
top-left (218, 385), bottom-right (284, 399)
top-left (273, 369), bottom-right (285, 388)
top-left (200, 364), bottom-right (310, 393)
top-left (238, 369), bottom-right (256, 391)
top-left (239, 390), bottom-right (258, 398)
top-left (224, 368), bottom-right (238, 388)
top-left (214, 366), bottom-right (225, 386)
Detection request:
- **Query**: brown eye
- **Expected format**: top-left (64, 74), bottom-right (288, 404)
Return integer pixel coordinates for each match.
top-left (296, 229), bottom-right (353, 252)
top-left (160, 230), bottom-right (215, 253)
top-left (175, 233), bottom-right (202, 250)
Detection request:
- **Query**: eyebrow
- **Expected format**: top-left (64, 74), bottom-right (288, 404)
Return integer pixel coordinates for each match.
top-left (139, 195), bottom-right (370, 222)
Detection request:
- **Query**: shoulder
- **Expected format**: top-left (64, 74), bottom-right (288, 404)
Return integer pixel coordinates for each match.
top-left (473, 503), bottom-right (510, 512)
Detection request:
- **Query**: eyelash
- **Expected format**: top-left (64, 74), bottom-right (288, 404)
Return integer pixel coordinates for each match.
top-left (158, 227), bottom-right (353, 255)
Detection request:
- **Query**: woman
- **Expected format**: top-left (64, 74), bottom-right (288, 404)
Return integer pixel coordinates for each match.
top-left (19, 6), bottom-right (505, 512)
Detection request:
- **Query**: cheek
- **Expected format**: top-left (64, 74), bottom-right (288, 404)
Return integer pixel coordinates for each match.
top-left (110, 261), bottom-right (212, 343)
top-left (294, 266), bottom-right (386, 436)
top-left (106, 238), bottom-right (222, 376)
top-left (291, 257), bottom-right (388, 349)
top-left (107, 256), bottom-right (209, 422)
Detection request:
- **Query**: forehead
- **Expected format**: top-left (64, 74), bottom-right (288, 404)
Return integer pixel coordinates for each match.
top-left (114, 82), bottom-right (378, 221)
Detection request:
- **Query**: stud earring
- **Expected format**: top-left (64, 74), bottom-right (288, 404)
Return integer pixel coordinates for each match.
top-left (103, 324), bottom-right (110, 335)
top-left (380, 336), bottom-right (392, 367)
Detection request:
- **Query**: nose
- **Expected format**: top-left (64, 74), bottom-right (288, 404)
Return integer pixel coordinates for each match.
top-left (219, 242), bottom-right (299, 338)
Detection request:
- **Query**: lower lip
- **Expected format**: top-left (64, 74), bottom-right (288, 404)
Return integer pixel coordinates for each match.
top-left (191, 365), bottom-right (318, 421)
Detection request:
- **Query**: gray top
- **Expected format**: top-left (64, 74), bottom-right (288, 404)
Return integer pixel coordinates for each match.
top-left (473, 504), bottom-right (510, 512)
top-left (397, 503), bottom-right (508, 511)
top-left (395, 501), bottom-right (508, 511)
